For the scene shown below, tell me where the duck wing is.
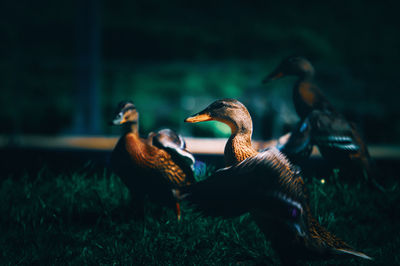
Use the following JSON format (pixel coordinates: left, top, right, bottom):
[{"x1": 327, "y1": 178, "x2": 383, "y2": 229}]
[
  {"x1": 249, "y1": 149, "x2": 372, "y2": 262},
  {"x1": 151, "y1": 128, "x2": 196, "y2": 182},
  {"x1": 177, "y1": 148, "x2": 306, "y2": 218},
  {"x1": 307, "y1": 110, "x2": 364, "y2": 158},
  {"x1": 152, "y1": 129, "x2": 195, "y2": 165},
  {"x1": 308, "y1": 109, "x2": 385, "y2": 190},
  {"x1": 178, "y1": 147, "x2": 372, "y2": 261}
]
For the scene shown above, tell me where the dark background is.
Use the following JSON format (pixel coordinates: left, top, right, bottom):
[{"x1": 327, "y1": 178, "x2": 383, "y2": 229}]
[
  {"x1": 0, "y1": 3, "x2": 399, "y2": 265},
  {"x1": 1, "y1": 0, "x2": 399, "y2": 143}
]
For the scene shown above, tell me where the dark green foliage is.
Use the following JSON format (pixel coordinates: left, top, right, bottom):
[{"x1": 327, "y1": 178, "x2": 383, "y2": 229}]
[{"x1": 0, "y1": 167, "x2": 398, "y2": 265}]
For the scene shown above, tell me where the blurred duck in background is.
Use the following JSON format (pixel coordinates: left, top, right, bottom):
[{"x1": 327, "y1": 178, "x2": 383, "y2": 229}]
[
  {"x1": 181, "y1": 99, "x2": 371, "y2": 265},
  {"x1": 110, "y1": 101, "x2": 196, "y2": 221},
  {"x1": 263, "y1": 56, "x2": 384, "y2": 191}
]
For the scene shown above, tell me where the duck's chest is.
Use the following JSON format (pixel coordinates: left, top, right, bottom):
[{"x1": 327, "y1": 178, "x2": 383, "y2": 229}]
[
  {"x1": 111, "y1": 135, "x2": 145, "y2": 170},
  {"x1": 224, "y1": 136, "x2": 257, "y2": 166}
]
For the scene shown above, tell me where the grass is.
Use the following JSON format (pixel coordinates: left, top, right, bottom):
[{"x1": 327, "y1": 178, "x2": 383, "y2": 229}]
[{"x1": 0, "y1": 164, "x2": 399, "y2": 265}]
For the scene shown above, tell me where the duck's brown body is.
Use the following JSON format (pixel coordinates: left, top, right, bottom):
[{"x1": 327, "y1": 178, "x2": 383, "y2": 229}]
[
  {"x1": 112, "y1": 132, "x2": 193, "y2": 189},
  {"x1": 225, "y1": 141, "x2": 366, "y2": 264},
  {"x1": 183, "y1": 98, "x2": 371, "y2": 264},
  {"x1": 265, "y1": 57, "x2": 381, "y2": 188},
  {"x1": 293, "y1": 78, "x2": 335, "y2": 120},
  {"x1": 110, "y1": 101, "x2": 195, "y2": 219}
]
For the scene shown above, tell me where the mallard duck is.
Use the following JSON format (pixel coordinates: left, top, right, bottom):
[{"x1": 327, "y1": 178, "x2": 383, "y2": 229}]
[
  {"x1": 262, "y1": 56, "x2": 335, "y2": 120},
  {"x1": 182, "y1": 99, "x2": 371, "y2": 264},
  {"x1": 185, "y1": 99, "x2": 258, "y2": 167},
  {"x1": 110, "y1": 101, "x2": 195, "y2": 220},
  {"x1": 263, "y1": 56, "x2": 383, "y2": 190}
]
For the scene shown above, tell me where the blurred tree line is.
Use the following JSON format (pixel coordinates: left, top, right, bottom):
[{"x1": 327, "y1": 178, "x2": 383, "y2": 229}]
[{"x1": 0, "y1": 0, "x2": 399, "y2": 143}]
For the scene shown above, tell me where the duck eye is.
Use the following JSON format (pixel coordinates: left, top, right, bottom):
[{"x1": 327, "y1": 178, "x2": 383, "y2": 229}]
[{"x1": 213, "y1": 102, "x2": 225, "y2": 109}]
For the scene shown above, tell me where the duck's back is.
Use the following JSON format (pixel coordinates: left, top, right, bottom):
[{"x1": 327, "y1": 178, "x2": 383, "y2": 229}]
[
  {"x1": 151, "y1": 129, "x2": 195, "y2": 184},
  {"x1": 248, "y1": 150, "x2": 371, "y2": 263},
  {"x1": 308, "y1": 110, "x2": 364, "y2": 163}
]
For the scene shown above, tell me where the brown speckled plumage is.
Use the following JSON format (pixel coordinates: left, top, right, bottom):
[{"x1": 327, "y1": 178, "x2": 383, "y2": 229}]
[
  {"x1": 232, "y1": 147, "x2": 371, "y2": 264},
  {"x1": 112, "y1": 133, "x2": 193, "y2": 187},
  {"x1": 182, "y1": 98, "x2": 371, "y2": 264},
  {"x1": 110, "y1": 101, "x2": 195, "y2": 220},
  {"x1": 225, "y1": 134, "x2": 258, "y2": 166}
]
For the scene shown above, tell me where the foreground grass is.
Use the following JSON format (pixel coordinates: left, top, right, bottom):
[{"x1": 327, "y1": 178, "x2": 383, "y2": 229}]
[{"x1": 0, "y1": 165, "x2": 399, "y2": 265}]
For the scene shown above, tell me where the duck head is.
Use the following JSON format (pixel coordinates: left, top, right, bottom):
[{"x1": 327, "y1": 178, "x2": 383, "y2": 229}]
[
  {"x1": 184, "y1": 98, "x2": 252, "y2": 135},
  {"x1": 111, "y1": 101, "x2": 139, "y2": 131},
  {"x1": 262, "y1": 56, "x2": 315, "y2": 83}
]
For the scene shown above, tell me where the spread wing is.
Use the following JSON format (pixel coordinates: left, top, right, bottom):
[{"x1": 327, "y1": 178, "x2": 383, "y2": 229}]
[{"x1": 178, "y1": 148, "x2": 308, "y2": 218}]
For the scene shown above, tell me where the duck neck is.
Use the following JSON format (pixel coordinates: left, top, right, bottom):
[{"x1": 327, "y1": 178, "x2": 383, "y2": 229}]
[
  {"x1": 122, "y1": 122, "x2": 139, "y2": 136},
  {"x1": 224, "y1": 117, "x2": 258, "y2": 166},
  {"x1": 297, "y1": 70, "x2": 314, "y2": 82},
  {"x1": 293, "y1": 72, "x2": 316, "y2": 119}
]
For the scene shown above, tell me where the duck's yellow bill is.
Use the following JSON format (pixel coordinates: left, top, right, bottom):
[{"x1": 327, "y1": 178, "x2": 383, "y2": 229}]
[{"x1": 184, "y1": 113, "x2": 212, "y2": 123}]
